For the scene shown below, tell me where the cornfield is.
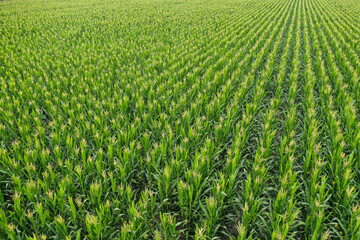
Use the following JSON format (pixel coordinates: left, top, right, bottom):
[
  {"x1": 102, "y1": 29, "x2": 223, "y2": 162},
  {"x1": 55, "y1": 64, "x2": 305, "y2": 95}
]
[{"x1": 0, "y1": 0, "x2": 360, "y2": 239}]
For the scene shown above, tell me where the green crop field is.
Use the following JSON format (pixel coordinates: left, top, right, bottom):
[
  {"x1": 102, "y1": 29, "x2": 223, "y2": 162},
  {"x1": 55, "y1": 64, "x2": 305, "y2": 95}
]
[{"x1": 1, "y1": 0, "x2": 360, "y2": 239}]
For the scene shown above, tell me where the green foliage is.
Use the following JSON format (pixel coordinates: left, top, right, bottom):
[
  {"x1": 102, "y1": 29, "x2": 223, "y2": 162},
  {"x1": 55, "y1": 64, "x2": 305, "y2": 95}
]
[{"x1": 0, "y1": 0, "x2": 359, "y2": 239}]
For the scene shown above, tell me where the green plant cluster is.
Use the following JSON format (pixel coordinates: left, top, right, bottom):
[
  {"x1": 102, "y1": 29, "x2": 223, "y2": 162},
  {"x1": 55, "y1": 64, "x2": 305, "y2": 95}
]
[{"x1": 0, "y1": 0, "x2": 359, "y2": 239}]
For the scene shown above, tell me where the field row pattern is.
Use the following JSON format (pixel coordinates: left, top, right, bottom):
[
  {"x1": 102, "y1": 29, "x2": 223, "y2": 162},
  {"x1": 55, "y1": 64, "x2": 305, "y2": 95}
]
[{"x1": 0, "y1": 0, "x2": 360, "y2": 239}]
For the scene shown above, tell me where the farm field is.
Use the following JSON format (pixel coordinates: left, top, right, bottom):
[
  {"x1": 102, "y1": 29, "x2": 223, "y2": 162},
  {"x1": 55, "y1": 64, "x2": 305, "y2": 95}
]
[{"x1": 1, "y1": 0, "x2": 360, "y2": 239}]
